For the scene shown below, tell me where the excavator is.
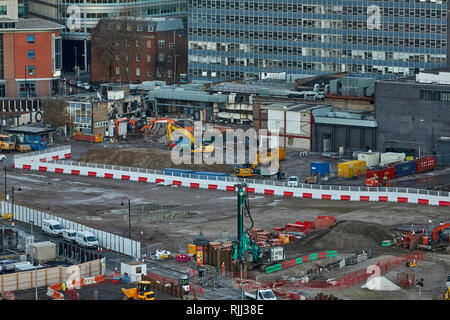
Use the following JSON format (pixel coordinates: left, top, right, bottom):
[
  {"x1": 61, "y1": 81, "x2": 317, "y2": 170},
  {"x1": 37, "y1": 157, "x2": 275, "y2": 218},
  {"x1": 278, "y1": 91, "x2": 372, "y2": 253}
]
[
  {"x1": 115, "y1": 118, "x2": 136, "y2": 137},
  {"x1": 167, "y1": 122, "x2": 214, "y2": 153},
  {"x1": 419, "y1": 222, "x2": 450, "y2": 250},
  {"x1": 232, "y1": 183, "x2": 284, "y2": 273},
  {"x1": 122, "y1": 281, "x2": 155, "y2": 300},
  {"x1": 139, "y1": 117, "x2": 176, "y2": 137},
  {"x1": 235, "y1": 148, "x2": 286, "y2": 178}
]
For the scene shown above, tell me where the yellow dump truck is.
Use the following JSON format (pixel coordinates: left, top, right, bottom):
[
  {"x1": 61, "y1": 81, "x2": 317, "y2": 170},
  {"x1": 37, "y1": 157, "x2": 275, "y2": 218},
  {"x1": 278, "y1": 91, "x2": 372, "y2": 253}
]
[{"x1": 0, "y1": 134, "x2": 15, "y2": 151}]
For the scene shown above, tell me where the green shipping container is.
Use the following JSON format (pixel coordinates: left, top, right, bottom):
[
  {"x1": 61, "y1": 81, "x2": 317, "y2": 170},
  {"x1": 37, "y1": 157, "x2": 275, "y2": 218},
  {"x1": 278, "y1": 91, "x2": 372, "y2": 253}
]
[
  {"x1": 296, "y1": 257, "x2": 303, "y2": 265},
  {"x1": 274, "y1": 264, "x2": 282, "y2": 271},
  {"x1": 265, "y1": 265, "x2": 276, "y2": 274},
  {"x1": 309, "y1": 253, "x2": 318, "y2": 261},
  {"x1": 326, "y1": 251, "x2": 338, "y2": 257}
]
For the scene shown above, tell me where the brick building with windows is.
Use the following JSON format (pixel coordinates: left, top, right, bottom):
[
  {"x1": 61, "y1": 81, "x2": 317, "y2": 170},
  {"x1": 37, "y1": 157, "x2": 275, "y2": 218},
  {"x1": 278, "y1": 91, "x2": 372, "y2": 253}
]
[
  {"x1": 0, "y1": 1, "x2": 63, "y2": 98},
  {"x1": 90, "y1": 17, "x2": 187, "y2": 85}
]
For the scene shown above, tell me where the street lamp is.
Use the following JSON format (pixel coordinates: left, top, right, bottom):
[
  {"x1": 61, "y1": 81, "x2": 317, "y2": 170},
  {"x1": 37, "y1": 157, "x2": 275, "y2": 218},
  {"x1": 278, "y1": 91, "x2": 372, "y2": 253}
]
[
  {"x1": 121, "y1": 198, "x2": 131, "y2": 239},
  {"x1": 11, "y1": 185, "x2": 21, "y2": 221},
  {"x1": 29, "y1": 220, "x2": 34, "y2": 244},
  {"x1": 4, "y1": 166, "x2": 6, "y2": 199},
  {"x1": 33, "y1": 259, "x2": 39, "y2": 300}
]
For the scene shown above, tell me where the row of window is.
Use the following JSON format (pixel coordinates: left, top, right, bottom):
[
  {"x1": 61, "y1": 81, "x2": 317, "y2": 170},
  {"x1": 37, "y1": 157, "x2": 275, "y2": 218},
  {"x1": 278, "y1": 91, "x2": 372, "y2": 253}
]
[
  {"x1": 115, "y1": 53, "x2": 173, "y2": 63},
  {"x1": 114, "y1": 39, "x2": 174, "y2": 49},
  {"x1": 345, "y1": 21, "x2": 446, "y2": 33},
  {"x1": 190, "y1": 0, "x2": 446, "y2": 12},
  {"x1": 419, "y1": 89, "x2": 450, "y2": 101},
  {"x1": 190, "y1": 28, "x2": 447, "y2": 48},
  {"x1": 192, "y1": 9, "x2": 446, "y2": 25},
  {"x1": 189, "y1": 54, "x2": 444, "y2": 68},
  {"x1": 114, "y1": 66, "x2": 173, "y2": 78}
]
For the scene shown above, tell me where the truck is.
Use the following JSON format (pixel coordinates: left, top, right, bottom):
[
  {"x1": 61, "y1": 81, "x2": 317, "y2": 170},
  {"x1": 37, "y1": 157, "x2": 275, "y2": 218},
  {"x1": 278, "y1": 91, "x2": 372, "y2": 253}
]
[
  {"x1": 0, "y1": 134, "x2": 15, "y2": 151},
  {"x1": 0, "y1": 259, "x2": 16, "y2": 274},
  {"x1": 244, "y1": 289, "x2": 277, "y2": 300}
]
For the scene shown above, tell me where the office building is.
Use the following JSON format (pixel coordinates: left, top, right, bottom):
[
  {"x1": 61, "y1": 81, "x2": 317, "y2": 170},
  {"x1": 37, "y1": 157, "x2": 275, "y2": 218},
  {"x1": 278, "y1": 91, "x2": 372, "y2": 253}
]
[
  {"x1": 0, "y1": 1, "x2": 63, "y2": 97},
  {"x1": 188, "y1": 0, "x2": 448, "y2": 82}
]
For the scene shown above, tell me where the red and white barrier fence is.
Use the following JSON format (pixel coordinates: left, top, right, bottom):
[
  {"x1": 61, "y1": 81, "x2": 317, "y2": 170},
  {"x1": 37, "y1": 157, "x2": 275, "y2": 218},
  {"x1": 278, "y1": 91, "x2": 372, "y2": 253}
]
[{"x1": 13, "y1": 147, "x2": 450, "y2": 207}]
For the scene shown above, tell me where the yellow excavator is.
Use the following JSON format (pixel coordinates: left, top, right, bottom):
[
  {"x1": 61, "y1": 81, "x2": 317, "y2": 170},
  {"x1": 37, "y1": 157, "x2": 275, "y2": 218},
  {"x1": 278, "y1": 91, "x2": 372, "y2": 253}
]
[
  {"x1": 122, "y1": 281, "x2": 155, "y2": 300},
  {"x1": 235, "y1": 148, "x2": 286, "y2": 177},
  {"x1": 167, "y1": 122, "x2": 214, "y2": 153}
]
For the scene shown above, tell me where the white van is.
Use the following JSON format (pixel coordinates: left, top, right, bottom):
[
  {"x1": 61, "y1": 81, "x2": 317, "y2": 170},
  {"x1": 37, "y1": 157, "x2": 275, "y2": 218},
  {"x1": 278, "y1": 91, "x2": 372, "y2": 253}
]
[
  {"x1": 75, "y1": 231, "x2": 99, "y2": 249},
  {"x1": 62, "y1": 229, "x2": 77, "y2": 243},
  {"x1": 42, "y1": 219, "x2": 64, "y2": 237}
]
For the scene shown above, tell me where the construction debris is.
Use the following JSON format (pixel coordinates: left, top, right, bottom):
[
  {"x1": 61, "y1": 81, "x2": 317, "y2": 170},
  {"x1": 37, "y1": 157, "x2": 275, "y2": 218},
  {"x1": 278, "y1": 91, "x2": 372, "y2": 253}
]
[{"x1": 361, "y1": 276, "x2": 401, "y2": 291}]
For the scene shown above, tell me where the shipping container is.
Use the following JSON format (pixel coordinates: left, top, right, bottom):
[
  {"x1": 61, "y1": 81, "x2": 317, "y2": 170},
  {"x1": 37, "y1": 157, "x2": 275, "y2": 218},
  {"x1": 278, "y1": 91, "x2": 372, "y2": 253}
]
[
  {"x1": 337, "y1": 160, "x2": 366, "y2": 178},
  {"x1": 310, "y1": 161, "x2": 331, "y2": 176},
  {"x1": 379, "y1": 152, "x2": 405, "y2": 166},
  {"x1": 415, "y1": 157, "x2": 436, "y2": 173},
  {"x1": 162, "y1": 168, "x2": 196, "y2": 176},
  {"x1": 357, "y1": 152, "x2": 380, "y2": 167},
  {"x1": 395, "y1": 161, "x2": 416, "y2": 177},
  {"x1": 29, "y1": 241, "x2": 56, "y2": 262},
  {"x1": 195, "y1": 171, "x2": 229, "y2": 177},
  {"x1": 366, "y1": 166, "x2": 396, "y2": 183}
]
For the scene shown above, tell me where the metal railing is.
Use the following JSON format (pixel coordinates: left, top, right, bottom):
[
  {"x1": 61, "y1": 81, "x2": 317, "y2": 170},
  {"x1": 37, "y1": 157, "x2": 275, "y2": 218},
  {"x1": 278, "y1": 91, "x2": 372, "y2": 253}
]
[
  {"x1": 14, "y1": 145, "x2": 71, "y2": 160},
  {"x1": 48, "y1": 159, "x2": 450, "y2": 199}
]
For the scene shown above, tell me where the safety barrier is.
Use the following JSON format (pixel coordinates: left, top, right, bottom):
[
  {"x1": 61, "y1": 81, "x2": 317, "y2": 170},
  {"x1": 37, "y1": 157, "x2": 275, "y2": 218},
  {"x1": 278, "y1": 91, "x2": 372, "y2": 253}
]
[
  {"x1": 2, "y1": 201, "x2": 141, "y2": 259},
  {"x1": 47, "y1": 274, "x2": 106, "y2": 300},
  {"x1": 13, "y1": 145, "x2": 71, "y2": 164},
  {"x1": 265, "y1": 251, "x2": 338, "y2": 274},
  {"x1": 13, "y1": 147, "x2": 450, "y2": 207}
]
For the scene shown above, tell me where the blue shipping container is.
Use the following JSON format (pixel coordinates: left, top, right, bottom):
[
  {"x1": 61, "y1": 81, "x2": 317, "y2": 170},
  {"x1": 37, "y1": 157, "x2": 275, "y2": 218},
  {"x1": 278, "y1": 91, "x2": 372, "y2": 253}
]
[
  {"x1": 311, "y1": 162, "x2": 331, "y2": 176},
  {"x1": 196, "y1": 171, "x2": 229, "y2": 177},
  {"x1": 162, "y1": 168, "x2": 196, "y2": 175},
  {"x1": 395, "y1": 161, "x2": 416, "y2": 177}
]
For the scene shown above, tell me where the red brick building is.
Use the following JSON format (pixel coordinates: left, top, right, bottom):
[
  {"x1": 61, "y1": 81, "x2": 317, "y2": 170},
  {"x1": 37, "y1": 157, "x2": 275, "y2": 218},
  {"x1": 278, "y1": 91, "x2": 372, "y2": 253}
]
[
  {"x1": 90, "y1": 17, "x2": 187, "y2": 85},
  {"x1": 0, "y1": 17, "x2": 64, "y2": 97}
]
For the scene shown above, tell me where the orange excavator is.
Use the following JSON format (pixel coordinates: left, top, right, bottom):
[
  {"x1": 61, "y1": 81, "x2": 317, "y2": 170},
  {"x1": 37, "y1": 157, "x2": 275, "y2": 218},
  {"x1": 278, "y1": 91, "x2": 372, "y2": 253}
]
[
  {"x1": 432, "y1": 223, "x2": 450, "y2": 245},
  {"x1": 140, "y1": 117, "x2": 176, "y2": 136},
  {"x1": 115, "y1": 118, "x2": 136, "y2": 137}
]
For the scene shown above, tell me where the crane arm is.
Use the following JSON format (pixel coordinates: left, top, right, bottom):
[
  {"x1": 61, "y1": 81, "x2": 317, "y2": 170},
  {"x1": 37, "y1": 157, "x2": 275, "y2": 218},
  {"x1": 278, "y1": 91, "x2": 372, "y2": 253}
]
[{"x1": 432, "y1": 223, "x2": 450, "y2": 242}]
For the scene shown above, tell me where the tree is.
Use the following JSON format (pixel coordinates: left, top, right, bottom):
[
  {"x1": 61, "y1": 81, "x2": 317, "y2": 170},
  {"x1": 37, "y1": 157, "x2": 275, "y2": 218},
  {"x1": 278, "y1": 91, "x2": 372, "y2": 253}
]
[{"x1": 41, "y1": 98, "x2": 72, "y2": 128}]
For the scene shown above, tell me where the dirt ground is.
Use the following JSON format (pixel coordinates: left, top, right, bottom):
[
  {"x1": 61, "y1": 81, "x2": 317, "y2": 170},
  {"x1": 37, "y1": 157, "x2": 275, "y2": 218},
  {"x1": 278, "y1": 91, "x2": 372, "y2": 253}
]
[{"x1": 6, "y1": 140, "x2": 450, "y2": 300}]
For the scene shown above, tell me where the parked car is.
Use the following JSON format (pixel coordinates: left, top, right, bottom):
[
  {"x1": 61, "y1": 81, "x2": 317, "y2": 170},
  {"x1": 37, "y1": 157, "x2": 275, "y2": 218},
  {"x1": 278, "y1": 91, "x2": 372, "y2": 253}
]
[
  {"x1": 0, "y1": 154, "x2": 6, "y2": 161},
  {"x1": 0, "y1": 259, "x2": 16, "y2": 274},
  {"x1": 82, "y1": 83, "x2": 91, "y2": 90},
  {"x1": 68, "y1": 79, "x2": 76, "y2": 86},
  {"x1": 75, "y1": 231, "x2": 99, "y2": 249},
  {"x1": 76, "y1": 80, "x2": 83, "y2": 88},
  {"x1": 287, "y1": 176, "x2": 299, "y2": 187}
]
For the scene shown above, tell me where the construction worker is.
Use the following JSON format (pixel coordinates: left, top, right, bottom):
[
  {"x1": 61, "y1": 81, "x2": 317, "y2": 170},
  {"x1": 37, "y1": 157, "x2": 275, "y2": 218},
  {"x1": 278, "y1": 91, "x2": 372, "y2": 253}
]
[
  {"x1": 221, "y1": 262, "x2": 225, "y2": 275},
  {"x1": 62, "y1": 280, "x2": 67, "y2": 292},
  {"x1": 383, "y1": 174, "x2": 388, "y2": 186}
]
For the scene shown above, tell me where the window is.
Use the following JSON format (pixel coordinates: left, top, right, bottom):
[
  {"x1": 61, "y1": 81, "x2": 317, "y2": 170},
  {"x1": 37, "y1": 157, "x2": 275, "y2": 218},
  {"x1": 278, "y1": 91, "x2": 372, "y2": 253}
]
[
  {"x1": 0, "y1": 84, "x2": 5, "y2": 97},
  {"x1": 136, "y1": 54, "x2": 140, "y2": 62},
  {"x1": 158, "y1": 40, "x2": 165, "y2": 48},
  {"x1": 19, "y1": 82, "x2": 36, "y2": 97},
  {"x1": 158, "y1": 52, "x2": 165, "y2": 62},
  {"x1": 27, "y1": 50, "x2": 35, "y2": 59},
  {"x1": 147, "y1": 69, "x2": 152, "y2": 77},
  {"x1": 115, "y1": 67, "x2": 120, "y2": 75},
  {"x1": 137, "y1": 25, "x2": 143, "y2": 32},
  {"x1": 168, "y1": 70, "x2": 172, "y2": 78},
  {"x1": 27, "y1": 34, "x2": 35, "y2": 43},
  {"x1": 135, "y1": 40, "x2": 140, "y2": 48},
  {"x1": 147, "y1": 55, "x2": 151, "y2": 62},
  {"x1": 27, "y1": 66, "x2": 35, "y2": 75},
  {"x1": 169, "y1": 43, "x2": 175, "y2": 49},
  {"x1": 147, "y1": 25, "x2": 154, "y2": 32},
  {"x1": 136, "y1": 68, "x2": 140, "y2": 77},
  {"x1": 146, "y1": 40, "x2": 151, "y2": 48},
  {"x1": 0, "y1": 6, "x2": 7, "y2": 15}
]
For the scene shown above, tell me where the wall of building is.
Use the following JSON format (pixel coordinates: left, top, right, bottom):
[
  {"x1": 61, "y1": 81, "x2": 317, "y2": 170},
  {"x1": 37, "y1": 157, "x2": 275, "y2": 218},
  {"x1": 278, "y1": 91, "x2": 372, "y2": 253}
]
[
  {"x1": 375, "y1": 81, "x2": 450, "y2": 156},
  {"x1": 313, "y1": 124, "x2": 376, "y2": 153}
]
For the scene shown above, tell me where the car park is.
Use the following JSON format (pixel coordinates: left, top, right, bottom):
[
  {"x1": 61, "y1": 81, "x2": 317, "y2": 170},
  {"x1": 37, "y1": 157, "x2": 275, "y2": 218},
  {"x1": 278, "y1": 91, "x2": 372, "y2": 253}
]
[{"x1": 287, "y1": 176, "x2": 299, "y2": 187}]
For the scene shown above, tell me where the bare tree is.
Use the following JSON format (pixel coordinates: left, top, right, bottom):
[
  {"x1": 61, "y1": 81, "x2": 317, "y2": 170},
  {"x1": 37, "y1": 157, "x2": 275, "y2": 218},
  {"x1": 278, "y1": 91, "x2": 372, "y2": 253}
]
[{"x1": 41, "y1": 98, "x2": 72, "y2": 128}]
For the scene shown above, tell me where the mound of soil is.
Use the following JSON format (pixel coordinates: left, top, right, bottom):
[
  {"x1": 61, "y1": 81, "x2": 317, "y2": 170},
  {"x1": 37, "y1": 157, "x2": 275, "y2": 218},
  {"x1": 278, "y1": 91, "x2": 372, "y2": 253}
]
[
  {"x1": 286, "y1": 220, "x2": 393, "y2": 255},
  {"x1": 80, "y1": 147, "x2": 234, "y2": 173}
]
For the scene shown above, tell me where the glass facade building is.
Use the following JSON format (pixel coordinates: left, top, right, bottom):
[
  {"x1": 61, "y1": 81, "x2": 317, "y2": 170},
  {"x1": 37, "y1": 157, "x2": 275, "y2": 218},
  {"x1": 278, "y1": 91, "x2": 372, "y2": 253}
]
[{"x1": 188, "y1": 0, "x2": 449, "y2": 81}]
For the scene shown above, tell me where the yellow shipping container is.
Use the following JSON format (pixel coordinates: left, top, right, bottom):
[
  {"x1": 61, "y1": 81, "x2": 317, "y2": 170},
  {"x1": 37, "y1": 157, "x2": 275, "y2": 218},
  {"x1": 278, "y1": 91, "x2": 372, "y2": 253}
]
[
  {"x1": 338, "y1": 160, "x2": 366, "y2": 178},
  {"x1": 187, "y1": 244, "x2": 197, "y2": 255}
]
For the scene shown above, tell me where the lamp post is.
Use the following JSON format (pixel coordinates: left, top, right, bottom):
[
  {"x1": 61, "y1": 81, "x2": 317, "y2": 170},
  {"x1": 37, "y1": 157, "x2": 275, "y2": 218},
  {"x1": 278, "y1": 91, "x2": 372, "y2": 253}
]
[
  {"x1": 29, "y1": 220, "x2": 34, "y2": 244},
  {"x1": 11, "y1": 185, "x2": 21, "y2": 221},
  {"x1": 33, "y1": 259, "x2": 39, "y2": 300},
  {"x1": 121, "y1": 198, "x2": 131, "y2": 239},
  {"x1": 4, "y1": 166, "x2": 6, "y2": 199}
]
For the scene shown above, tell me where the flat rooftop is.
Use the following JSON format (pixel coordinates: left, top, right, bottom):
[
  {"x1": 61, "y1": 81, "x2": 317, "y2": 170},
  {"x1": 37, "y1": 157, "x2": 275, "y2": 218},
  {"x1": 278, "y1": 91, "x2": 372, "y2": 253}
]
[{"x1": 3, "y1": 125, "x2": 56, "y2": 135}]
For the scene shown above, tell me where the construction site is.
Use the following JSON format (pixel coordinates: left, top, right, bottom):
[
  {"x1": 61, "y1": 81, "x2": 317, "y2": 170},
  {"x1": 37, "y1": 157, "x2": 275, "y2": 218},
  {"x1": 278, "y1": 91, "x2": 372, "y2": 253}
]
[{"x1": 0, "y1": 110, "x2": 448, "y2": 302}]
